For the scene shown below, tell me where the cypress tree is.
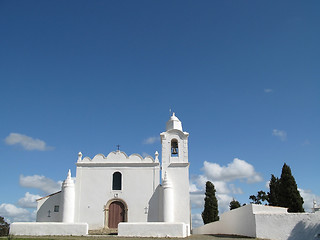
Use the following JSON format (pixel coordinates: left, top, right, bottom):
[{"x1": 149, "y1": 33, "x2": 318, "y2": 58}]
[
  {"x1": 229, "y1": 198, "x2": 241, "y2": 210},
  {"x1": 278, "y1": 163, "x2": 304, "y2": 212},
  {"x1": 268, "y1": 174, "x2": 280, "y2": 206},
  {"x1": 249, "y1": 190, "x2": 268, "y2": 204},
  {"x1": 202, "y1": 181, "x2": 219, "y2": 224}
]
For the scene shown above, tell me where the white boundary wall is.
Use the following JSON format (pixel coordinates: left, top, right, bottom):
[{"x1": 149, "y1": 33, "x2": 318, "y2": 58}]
[
  {"x1": 193, "y1": 204, "x2": 320, "y2": 240},
  {"x1": 193, "y1": 204, "x2": 259, "y2": 237},
  {"x1": 10, "y1": 222, "x2": 88, "y2": 236},
  {"x1": 118, "y1": 222, "x2": 189, "y2": 238},
  {"x1": 255, "y1": 211, "x2": 320, "y2": 240}
]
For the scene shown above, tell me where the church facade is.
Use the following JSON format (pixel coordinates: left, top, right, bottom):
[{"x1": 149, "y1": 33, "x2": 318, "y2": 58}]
[{"x1": 36, "y1": 113, "x2": 191, "y2": 233}]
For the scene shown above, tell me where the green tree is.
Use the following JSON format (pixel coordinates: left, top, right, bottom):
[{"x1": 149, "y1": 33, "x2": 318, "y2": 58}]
[
  {"x1": 278, "y1": 163, "x2": 304, "y2": 212},
  {"x1": 0, "y1": 216, "x2": 9, "y2": 236},
  {"x1": 249, "y1": 190, "x2": 268, "y2": 204},
  {"x1": 202, "y1": 181, "x2": 219, "y2": 224},
  {"x1": 229, "y1": 198, "x2": 241, "y2": 210},
  {"x1": 268, "y1": 174, "x2": 280, "y2": 206}
]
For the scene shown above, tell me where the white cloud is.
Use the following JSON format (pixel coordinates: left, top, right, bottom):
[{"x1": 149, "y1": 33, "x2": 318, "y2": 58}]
[
  {"x1": 264, "y1": 89, "x2": 273, "y2": 93},
  {"x1": 190, "y1": 180, "x2": 242, "y2": 216},
  {"x1": 191, "y1": 185, "x2": 233, "y2": 215},
  {"x1": 0, "y1": 203, "x2": 35, "y2": 223},
  {"x1": 190, "y1": 158, "x2": 262, "y2": 217},
  {"x1": 192, "y1": 213, "x2": 203, "y2": 228},
  {"x1": 5, "y1": 133, "x2": 53, "y2": 151},
  {"x1": 213, "y1": 181, "x2": 231, "y2": 194},
  {"x1": 190, "y1": 186, "x2": 234, "y2": 219},
  {"x1": 193, "y1": 175, "x2": 232, "y2": 194},
  {"x1": 17, "y1": 192, "x2": 41, "y2": 208},
  {"x1": 217, "y1": 193, "x2": 233, "y2": 213},
  {"x1": 190, "y1": 181, "x2": 206, "y2": 210},
  {"x1": 143, "y1": 136, "x2": 159, "y2": 144},
  {"x1": 202, "y1": 158, "x2": 263, "y2": 183},
  {"x1": 229, "y1": 184, "x2": 243, "y2": 195},
  {"x1": 189, "y1": 183, "x2": 201, "y2": 193},
  {"x1": 190, "y1": 192, "x2": 205, "y2": 208},
  {"x1": 190, "y1": 180, "x2": 205, "y2": 209},
  {"x1": 299, "y1": 189, "x2": 320, "y2": 212},
  {"x1": 19, "y1": 175, "x2": 62, "y2": 194},
  {"x1": 266, "y1": 180, "x2": 270, "y2": 189},
  {"x1": 194, "y1": 174, "x2": 209, "y2": 187},
  {"x1": 272, "y1": 129, "x2": 287, "y2": 141}
]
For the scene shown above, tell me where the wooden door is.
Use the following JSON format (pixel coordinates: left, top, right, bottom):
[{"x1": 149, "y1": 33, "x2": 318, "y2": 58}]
[{"x1": 108, "y1": 201, "x2": 125, "y2": 229}]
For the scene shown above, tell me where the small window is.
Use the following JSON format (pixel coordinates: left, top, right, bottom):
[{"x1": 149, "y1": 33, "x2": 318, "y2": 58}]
[
  {"x1": 171, "y1": 139, "x2": 179, "y2": 156},
  {"x1": 54, "y1": 205, "x2": 59, "y2": 212},
  {"x1": 113, "y1": 172, "x2": 122, "y2": 190}
]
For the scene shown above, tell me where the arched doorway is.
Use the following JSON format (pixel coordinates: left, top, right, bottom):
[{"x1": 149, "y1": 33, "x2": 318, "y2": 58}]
[{"x1": 104, "y1": 199, "x2": 127, "y2": 229}]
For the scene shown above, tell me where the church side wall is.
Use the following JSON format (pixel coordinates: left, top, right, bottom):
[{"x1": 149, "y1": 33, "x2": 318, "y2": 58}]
[
  {"x1": 74, "y1": 165, "x2": 160, "y2": 230},
  {"x1": 36, "y1": 192, "x2": 62, "y2": 222}
]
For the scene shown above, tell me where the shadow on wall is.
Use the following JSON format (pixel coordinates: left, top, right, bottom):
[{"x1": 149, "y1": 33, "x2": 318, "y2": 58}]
[
  {"x1": 147, "y1": 185, "x2": 162, "y2": 222},
  {"x1": 36, "y1": 192, "x2": 62, "y2": 222},
  {"x1": 288, "y1": 221, "x2": 320, "y2": 240}
]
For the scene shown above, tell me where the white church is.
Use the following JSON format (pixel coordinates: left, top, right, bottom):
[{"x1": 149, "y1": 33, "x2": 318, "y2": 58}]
[
  {"x1": 11, "y1": 113, "x2": 191, "y2": 237},
  {"x1": 10, "y1": 113, "x2": 320, "y2": 240}
]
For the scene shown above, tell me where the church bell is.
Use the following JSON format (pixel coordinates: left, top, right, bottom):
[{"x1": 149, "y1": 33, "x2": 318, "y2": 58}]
[{"x1": 172, "y1": 147, "x2": 178, "y2": 155}]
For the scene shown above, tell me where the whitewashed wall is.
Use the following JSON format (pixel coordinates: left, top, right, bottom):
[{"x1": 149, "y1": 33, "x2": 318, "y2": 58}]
[
  {"x1": 118, "y1": 222, "x2": 189, "y2": 238},
  {"x1": 166, "y1": 165, "x2": 190, "y2": 226},
  {"x1": 37, "y1": 191, "x2": 62, "y2": 222},
  {"x1": 255, "y1": 211, "x2": 320, "y2": 240},
  {"x1": 193, "y1": 204, "x2": 257, "y2": 237},
  {"x1": 10, "y1": 222, "x2": 88, "y2": 236},
  {"x1": 74, "y1": 151, "x2": 160, "y2": 230},
  {"x1": 193, "y1": 204, "x2": 320, "y2": 240}
]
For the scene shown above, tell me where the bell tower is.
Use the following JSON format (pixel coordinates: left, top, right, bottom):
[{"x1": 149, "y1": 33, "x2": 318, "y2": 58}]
[
  {"x1": 160, "y1": 113, "x2": 190, "y2": 231},
  {"x1": 160, "y1": 112, "x2": 189, "y2": 178}
]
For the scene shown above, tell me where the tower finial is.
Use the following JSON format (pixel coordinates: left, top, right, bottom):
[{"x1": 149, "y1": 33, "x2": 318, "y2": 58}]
[
  {"x1": 154, "y1": 151, "x2": 159, "y2": 163},
  {"x1": 78, "y1": 152, "x2": 82, "y2": 162}
]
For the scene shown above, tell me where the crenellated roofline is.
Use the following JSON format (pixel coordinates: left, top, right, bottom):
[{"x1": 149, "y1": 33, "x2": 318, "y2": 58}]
[{"x1": 78, "y1": 150, "x2": 156, "y2": 164}]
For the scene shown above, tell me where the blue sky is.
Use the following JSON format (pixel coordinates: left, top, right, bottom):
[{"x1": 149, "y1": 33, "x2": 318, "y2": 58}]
[{"x1": 0, "y1": 1, "x2": 319, "y2": 227}]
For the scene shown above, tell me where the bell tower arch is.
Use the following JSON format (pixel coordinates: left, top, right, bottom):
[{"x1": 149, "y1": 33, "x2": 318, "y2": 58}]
[{"x1": 160, "y1": 113, "x2": 189, "y2": 179}]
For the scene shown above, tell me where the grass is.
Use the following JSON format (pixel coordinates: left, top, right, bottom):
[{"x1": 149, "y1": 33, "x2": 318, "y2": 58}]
[{"x1": 0, "y1": 235, "x2": 267, "y2": 240}]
